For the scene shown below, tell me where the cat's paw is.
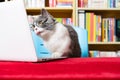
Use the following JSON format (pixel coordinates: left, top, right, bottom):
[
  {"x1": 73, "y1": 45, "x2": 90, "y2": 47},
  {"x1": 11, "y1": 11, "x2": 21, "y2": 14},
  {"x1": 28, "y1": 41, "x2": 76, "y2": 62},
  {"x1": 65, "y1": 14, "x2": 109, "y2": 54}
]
[{"x1": 51, "y1": 52, "x2": 62, "y2": 58}]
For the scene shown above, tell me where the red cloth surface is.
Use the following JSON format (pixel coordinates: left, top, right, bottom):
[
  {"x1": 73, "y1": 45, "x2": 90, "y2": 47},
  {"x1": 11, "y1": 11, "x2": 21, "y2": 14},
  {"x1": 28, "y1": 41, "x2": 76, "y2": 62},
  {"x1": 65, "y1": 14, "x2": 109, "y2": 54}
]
[{"x1": 0, "y1": 58, "x2": 120, "y2": 80}]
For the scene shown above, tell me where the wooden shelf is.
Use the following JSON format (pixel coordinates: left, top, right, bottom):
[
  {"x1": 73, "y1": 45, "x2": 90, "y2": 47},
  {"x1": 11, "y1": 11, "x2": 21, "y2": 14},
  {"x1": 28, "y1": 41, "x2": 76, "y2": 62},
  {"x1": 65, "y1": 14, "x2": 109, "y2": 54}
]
[
  {"x1": 77, "y1": 7, "x2": 120, "y2": 51},
  {"x1": 25, "y1": 0, "x2": 120, "y2": 51},
  {"x1": 89, "y1": 42, "x2": 120, "y2": 45},
  {"x1": 77, "y1": 8, "x2": 120, "y2": 18},
  {"x1": 26, "y1": 7, "x2": 73, "y2": 18},
  {"x1": 89, "y1": 42, "x2": 120, "y2": 51},
  {"x1": 78, "y1": 8, "x2": 120, "y2": 10}
]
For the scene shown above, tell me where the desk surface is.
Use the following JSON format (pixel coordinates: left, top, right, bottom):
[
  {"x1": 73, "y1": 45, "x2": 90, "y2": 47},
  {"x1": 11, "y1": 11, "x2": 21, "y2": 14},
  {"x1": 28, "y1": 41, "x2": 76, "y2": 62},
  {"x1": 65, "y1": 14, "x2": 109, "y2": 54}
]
[{"x1": 0, "y1": 58, "x2": 120, "y2": 80}]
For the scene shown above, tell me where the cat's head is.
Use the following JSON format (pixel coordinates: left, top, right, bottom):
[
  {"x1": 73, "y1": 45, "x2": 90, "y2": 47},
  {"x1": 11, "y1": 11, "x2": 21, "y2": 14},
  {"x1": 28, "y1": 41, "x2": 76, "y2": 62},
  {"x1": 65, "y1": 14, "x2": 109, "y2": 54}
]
[{"x1": 31, "y1": 9, "x2": 57, "y2": 39}]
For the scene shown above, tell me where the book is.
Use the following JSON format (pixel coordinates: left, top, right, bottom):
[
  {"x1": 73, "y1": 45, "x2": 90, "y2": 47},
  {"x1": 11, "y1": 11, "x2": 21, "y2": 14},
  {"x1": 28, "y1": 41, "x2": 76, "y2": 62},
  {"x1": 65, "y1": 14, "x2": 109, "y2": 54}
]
[
  {"x1": 98, "y1": 51, "x2": 117, "y2": 57},
  {"x1": 110, "y1": 0, "x2": 116, "y2": 8},
  {"x1": 88, "y1": 0, "x2": 107, "y2": 8},
  {"x1": 55, "y1": 18, "x2": 73, "y2": 25},
  {"x1": 49, "y1": 0, "x2": 56, "y2": 7},
  {"x1": 89, "y1": 51, "x2": 119, "y2": 57},
  {"x1": 116, "y1": 19, "x2": 120, "y2": 41},
  {"x1": 116, "y1": 0, "x2": 120, "y2": 8},
  {"x1": 97, "y1": 15, "x2": 102, "y2": 42},
  {"x1": 78, "y1": 10, "x2": 85, "y2": 29},
  {"x1": 85, "y1": 12, "x2": 96, "y2": 42},
  {"x1": 78, "y1": 0, "x2": 88, "y2": 8},
  {"x1": 85, "y1": 12, "x2": 90, "y2": 42},
  {"x1": 78, "y1": 0, "x2": 84, "y2": 7},
  {"x1": 90, "y1": 12, "x2": 94, "y2": 42},
  {"x1": 56, "y1": 0, "x2": 72, "y2": 7},
  {"x1": 23, "y1": 0, "x2": 45, "y2": 8},
  {"x1": 89, "y1": 51, "x2": 99, "y2": 57}
]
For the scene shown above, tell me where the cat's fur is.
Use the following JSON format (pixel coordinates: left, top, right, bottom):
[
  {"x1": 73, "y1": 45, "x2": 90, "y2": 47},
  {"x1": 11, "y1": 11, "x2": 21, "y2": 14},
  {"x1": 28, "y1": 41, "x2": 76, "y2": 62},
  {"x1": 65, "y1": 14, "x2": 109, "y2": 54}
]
[{"x1": 32, "y1": 9, "x2": 81, "y2": 58}]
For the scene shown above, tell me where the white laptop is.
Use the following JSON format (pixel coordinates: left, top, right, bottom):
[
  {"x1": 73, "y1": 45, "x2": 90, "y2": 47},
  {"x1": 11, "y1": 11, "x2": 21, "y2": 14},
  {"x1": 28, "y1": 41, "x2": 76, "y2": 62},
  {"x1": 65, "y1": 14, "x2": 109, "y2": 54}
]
[{"x1": 0, "y1": 0, "x2": 65, "y2": 62}]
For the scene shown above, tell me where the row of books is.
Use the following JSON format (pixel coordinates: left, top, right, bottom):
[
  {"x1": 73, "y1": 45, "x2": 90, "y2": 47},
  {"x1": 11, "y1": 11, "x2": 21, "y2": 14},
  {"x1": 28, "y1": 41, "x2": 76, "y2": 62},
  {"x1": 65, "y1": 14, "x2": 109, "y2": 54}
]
[
  {"x1": 23, "y1": 0, "x2": 72, "y2": 8},
  {"x1": 23, "y1": 0, "x2": 45, "y2": 8},
  {"x1": 49, "y1": 0, "x2": 72, "y2": 7},
  {"x1": 78, "y1": 0, "x2": 120, "y2": 8},
  {"x1": 27, "y1": 15, "x2": 73, "y2": 25},
  {"x1": 78, "y1": 11, "x2": 120, "y2": 42},
  {"x1": 55, "y1": 18, "x2": 73, "y2": 25},
  {"x1": 90, "y1": 51, "x2": 120, "y2": 57}
]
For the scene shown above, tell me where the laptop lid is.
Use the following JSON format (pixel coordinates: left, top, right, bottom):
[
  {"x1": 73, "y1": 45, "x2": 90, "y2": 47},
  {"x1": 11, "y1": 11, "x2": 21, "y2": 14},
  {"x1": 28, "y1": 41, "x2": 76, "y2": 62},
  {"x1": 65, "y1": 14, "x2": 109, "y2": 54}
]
[{"x1": 0, "y1": 0, "x2": 38, "y2": 62}]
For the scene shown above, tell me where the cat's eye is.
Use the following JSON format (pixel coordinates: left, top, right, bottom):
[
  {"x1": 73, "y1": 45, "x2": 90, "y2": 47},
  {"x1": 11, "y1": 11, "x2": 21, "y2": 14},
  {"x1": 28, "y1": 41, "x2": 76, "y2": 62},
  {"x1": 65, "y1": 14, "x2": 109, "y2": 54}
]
[
  {"x1": 33, "y1": 22, "x2": 41, "y2": 28},
  {"x1": 38, "y1": 21, "x2": 42, "y2": 24}
]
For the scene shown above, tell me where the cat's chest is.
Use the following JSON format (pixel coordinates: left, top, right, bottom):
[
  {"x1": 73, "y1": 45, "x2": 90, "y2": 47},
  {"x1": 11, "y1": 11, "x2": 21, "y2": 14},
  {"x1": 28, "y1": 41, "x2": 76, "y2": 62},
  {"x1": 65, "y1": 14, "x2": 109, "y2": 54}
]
[
  {"x1": 44, "y1": 24, "x2": 71, "y2": 51},
  {"x1": 45, "y1": 30, "x2": 70, "y2": 46}
]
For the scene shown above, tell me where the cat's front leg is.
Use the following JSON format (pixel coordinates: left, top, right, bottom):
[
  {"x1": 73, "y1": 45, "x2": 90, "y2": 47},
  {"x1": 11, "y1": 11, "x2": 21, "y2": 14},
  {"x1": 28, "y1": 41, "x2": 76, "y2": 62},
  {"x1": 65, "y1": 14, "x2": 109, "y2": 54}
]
[{"x1": 51, "y1": 52, "x2": 64, "y2": 58}]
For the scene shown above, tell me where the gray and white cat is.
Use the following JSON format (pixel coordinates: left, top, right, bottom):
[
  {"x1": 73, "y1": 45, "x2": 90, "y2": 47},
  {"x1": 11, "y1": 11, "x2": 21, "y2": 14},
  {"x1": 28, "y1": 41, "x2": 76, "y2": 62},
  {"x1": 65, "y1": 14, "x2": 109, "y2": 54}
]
[{"x1": 31, "y1": 9, "x2": 81, "y2": 58}]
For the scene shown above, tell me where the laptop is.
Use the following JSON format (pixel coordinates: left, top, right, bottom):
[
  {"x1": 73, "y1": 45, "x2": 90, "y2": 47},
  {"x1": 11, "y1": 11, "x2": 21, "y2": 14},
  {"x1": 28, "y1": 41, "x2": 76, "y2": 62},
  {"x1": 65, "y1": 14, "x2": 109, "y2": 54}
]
[
  {"x1": 0, "y1": 0, "x2": 67, "y2": 62},
  {"x1": 0, "y1": 0, "x2": 88, "y2": 62}
]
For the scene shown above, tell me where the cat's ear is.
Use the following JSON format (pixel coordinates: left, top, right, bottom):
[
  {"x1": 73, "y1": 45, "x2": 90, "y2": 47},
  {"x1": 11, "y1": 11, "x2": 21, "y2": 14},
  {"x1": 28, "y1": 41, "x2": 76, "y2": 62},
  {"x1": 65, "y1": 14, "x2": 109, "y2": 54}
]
[{"x1": 41, "y1": 8, "x2": 50, "y2": 17}]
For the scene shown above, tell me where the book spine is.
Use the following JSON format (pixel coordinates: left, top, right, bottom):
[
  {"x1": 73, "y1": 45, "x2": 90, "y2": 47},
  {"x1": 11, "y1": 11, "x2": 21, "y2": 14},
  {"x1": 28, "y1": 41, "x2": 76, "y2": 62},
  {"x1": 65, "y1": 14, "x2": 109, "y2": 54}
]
[
  {"x1": 78, "y1": 0, "x2": 84, "y2": 7},
  {"x1": 78, "y1": 10, "x2": 85, "y2": 29},
  {"x1": 90, "y1": 13, "x2": 94, "y2": 42},
  {"x1": 97, "y1": 15, "x2": 102, "y2": 42},
  {"x1": 85, "y1": 12, "x2": 90, "y2": 42},
  {"x1": 56, "y1": 0, "x2": 72, "y2": 7},
  {"x1": 24, "y1": 0, "x2": 45, "y2": 8},
  {"x1": 49, "y1": 0, "x2": 56, "y2": 7},
  {"x1": 116, "y1": 0, "x2": 120, "y2": 8},
  {"x1": 116, "y1": 19, "x2": 120, "y2": 41},
  {"x1": 87, "y1": 0, "x2": 108, "y2": 8},
  {"x1": 93, "y1": 14, "x2": 96, "y2": 42},
  {"x1": 113, "y1": 18, "x2": 116, "y2": 41},
  {"x1": 84, "y1": 0, "x2": 88, "y2": 8}
]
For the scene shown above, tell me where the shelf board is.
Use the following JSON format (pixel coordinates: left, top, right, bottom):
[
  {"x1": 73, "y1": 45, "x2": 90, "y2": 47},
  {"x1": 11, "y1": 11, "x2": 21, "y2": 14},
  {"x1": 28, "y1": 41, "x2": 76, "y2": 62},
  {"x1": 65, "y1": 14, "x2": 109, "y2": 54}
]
[
  {"x1": 89, "y1": 42, "x2": 120, "y2": 45},
  {"x1": 26, "y1": 7, "x2": 73, "y2": 18},
  {"x1": 78, "y1": 8, "x2": 120, "y2": 11},
  {"x1": 89, "y1": 42, "x2": 120, "y2": 51},
  {"x1": 77, "y1": 8, "x2": 120, "y2": 18}
]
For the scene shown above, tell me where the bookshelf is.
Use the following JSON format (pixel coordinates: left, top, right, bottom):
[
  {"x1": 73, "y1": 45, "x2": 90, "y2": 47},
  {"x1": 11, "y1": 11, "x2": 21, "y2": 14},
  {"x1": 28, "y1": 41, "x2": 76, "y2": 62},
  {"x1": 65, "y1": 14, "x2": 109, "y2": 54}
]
[
  {"x1": 76, "y1": 0, "x2": 120, "y2": 52},
  {"x1": 25, "y1": 0, "x2": 76, "y2": 26},
  {"x1": 4, "y1": 0, "x2": 120, "y2": 52},
  {"x1": 89, "y1": 42, "x2": 120, "y2": 51}
]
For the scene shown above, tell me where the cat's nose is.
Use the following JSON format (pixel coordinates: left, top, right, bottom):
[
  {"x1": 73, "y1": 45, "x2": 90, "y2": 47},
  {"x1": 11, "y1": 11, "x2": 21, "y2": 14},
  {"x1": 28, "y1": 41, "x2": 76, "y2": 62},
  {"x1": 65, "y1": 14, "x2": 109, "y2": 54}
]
[{"x1": 34, "y1": 27, "x2": 37, "y2": 30}]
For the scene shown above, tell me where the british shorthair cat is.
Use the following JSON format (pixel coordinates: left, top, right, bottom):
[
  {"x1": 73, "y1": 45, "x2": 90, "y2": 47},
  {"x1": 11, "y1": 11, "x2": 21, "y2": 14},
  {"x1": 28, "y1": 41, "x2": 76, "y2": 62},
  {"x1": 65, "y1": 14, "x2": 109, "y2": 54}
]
[{"x1": 31, "y1": 9, "x2": 81, "y2": 58}]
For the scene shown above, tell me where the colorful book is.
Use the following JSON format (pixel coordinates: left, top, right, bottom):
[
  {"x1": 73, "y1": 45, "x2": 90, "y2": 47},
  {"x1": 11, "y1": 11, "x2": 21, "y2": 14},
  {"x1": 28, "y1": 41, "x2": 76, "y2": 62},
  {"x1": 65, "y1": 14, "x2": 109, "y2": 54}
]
[
  {"x1": 90, "y1": 12, "x2": 94, "y2": 42},
  {"x1": 85, "y1": 12, "x2": 90, "y2": 42},
  {"x1": 116, "y1": 0, "x2": 120, "y2": 8},
  {"x1": 56, "y1": 0, "x2": 72, "y2": 7},
  {"x1": 49, "y1": 0, "x2": 56, "y2": 7},
  {"x1": 78, "y1": 10, "x2": 85, "y2": 29},
  {"x1": 116, "y1": 19, "x2": 120, "y2": 41},
  {"x1": 97, "y1": 15, "x2": 102, "y2": 42},
  {"x1": 88, "y1": 0, "x2": 107, "y2": 8}
]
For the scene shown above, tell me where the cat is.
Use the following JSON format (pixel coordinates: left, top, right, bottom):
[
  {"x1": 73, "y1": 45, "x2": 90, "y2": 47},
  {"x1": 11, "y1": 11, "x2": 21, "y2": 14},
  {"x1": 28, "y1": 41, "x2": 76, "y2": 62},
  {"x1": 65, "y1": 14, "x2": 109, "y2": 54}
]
[{"x1": 31, "y1": 9, "x2": 81, "y2": 58}]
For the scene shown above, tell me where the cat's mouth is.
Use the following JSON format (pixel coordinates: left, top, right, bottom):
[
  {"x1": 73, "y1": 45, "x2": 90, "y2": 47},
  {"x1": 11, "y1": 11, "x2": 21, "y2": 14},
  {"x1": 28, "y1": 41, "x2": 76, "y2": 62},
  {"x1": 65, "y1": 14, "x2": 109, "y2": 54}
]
[{"x1": 36, "y1": 31, "x2": 44, "y2": 35}]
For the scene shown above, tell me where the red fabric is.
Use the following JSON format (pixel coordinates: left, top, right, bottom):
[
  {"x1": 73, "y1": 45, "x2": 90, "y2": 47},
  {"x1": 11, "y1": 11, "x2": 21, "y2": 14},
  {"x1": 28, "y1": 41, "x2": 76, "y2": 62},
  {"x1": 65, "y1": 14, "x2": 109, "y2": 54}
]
[{"x1": 0, "y1": 58, "x2": 120, "y2": 80}]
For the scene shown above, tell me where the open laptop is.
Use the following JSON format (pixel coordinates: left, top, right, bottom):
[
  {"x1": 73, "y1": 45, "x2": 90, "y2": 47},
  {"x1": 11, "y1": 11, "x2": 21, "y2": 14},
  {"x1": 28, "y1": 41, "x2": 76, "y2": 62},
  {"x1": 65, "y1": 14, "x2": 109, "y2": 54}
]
[
  {"x1": 0, "y1": 0, "x2": 66, "y2": 62},
  {"x1": 0, "y1": 0, "x2": 88, "y2": 62}
]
